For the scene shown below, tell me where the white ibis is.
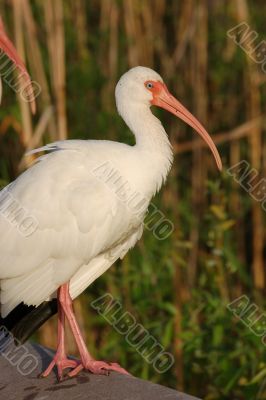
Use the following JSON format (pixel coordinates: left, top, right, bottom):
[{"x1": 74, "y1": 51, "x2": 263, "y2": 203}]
[{"x1": 0, "y1": 65, "x2": 222, "y2": 380}]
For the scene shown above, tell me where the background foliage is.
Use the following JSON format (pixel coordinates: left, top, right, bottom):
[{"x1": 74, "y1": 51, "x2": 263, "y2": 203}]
[{"x1": 0, "y1": 1, "x2": 265, "y2": 399}]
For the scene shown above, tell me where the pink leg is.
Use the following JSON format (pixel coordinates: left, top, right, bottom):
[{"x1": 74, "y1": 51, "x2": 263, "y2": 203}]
[
  {"x1": 41, "y1": 288, "x2": 80, "y2": 380},
  {"x1": 59, "y1": 282, "x2": 129, "y2": 377}
]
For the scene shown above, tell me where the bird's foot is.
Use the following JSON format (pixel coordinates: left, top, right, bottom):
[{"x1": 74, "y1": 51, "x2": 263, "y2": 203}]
[
  {"x1": 41, "y1": 354, "x2": 80, "y2": 381},
  {"x1": 68, "y1": 359, "x2": 130, "y2": 377}
]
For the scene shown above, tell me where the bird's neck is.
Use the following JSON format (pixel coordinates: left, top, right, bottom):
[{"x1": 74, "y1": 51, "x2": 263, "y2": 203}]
[{"x1": 122, "y1": 104, "x2": 174, "y2": 196}]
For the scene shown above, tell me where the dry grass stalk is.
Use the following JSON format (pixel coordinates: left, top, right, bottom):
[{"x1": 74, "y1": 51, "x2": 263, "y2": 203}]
[
  {"x1": 43, "y1": 0, "x2": 67, "y2": 141},
  {"x1": 173, "y1": 116, "x2": 264, "y2": 154},
  {"x1": 73, "y1": 0, "x2": 89, "y2": 61},
  {"x1": 109, "y1": 1, "x2": 119, "y2": 82},
  {"x1": 22, "y1": 0, "x2": 57, "y2": 141},
  {"x1": 174, "y1": 0, "x2": 194, "y2": 66},
  {"x1": 188, "y1": 1, "x2": 208, "y2": 288},
  {"x1": 123, "y1": 0, "x2": 140, "y2": 66},
  {"x1": 140, "y1": 1, "x2": 154, "y2": 66},
  {"x1": 235, "y1": 0, "x2": 264, "y2": 290},
  {"x1": 12, "y1": 0, "x2": 33, "y2": 168},
  {"x1": 99, "y1": 0, "x2": 118, "y2": 113},
  {"x1": 99, "y1": 0, "x2": 111, "y2": 78}
]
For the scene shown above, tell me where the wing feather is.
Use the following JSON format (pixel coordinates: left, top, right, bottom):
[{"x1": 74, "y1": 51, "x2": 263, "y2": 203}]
[{"x1": 0, "y1": 140, "x2": 144, "y2": 316}]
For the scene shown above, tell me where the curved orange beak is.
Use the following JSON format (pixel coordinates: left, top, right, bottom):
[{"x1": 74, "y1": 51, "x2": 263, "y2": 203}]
[
  {"x1": 150, "y1": 81, "x2": 222, "y2": 171},
  {"x1": 0, "y1": 17, "x2": 36, "y2": 113}
]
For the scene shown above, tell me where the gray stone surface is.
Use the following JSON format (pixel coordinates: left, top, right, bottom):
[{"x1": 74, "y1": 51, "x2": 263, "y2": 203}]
[{"x1": 0, "y1": 339, "x2": 201, "y2": 400}]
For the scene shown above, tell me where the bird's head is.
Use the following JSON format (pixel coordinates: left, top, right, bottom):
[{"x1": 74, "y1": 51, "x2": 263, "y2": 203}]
[{"x1": 116, "y1": 66, "x2": 222, "y2": 171}]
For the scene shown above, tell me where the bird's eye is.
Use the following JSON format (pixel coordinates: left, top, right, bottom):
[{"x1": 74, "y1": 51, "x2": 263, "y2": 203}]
[{"x1": 146, "y1": 82, "x2": 154, "y2": 90}]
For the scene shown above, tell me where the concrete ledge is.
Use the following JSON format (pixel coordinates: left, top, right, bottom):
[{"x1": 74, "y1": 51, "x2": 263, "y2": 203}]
[{"x1": 0, "y1": 340, "x2": 201, "y2": 400}]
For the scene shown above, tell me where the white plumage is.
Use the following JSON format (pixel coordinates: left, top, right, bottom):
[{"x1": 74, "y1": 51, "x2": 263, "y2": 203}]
[
  {"x1": 0, "y1": 66, "x2": 221, "y2": 323},
  {"x1": 0, "y1": 67, "x2": 173, "y2": 317},
  {"x1": 0, "y1": 64, "x2": 223, "y2": 379}
]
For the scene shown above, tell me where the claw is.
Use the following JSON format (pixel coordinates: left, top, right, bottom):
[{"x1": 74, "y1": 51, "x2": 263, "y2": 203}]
[
  {"x1": 41, "y1": 356, "x2": 80, "y2": 381},
  {"x1": 68, "y1": 360, "x2": 131, "y2": 378}
]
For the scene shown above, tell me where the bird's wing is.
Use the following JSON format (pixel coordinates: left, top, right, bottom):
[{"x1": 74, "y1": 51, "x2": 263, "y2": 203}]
[
  {"x1": 69, "y1": 225, "x2": 143, "y2": 300},
  {"x1": 0, "y1": 141, "x2": 142, "y2": 316}
]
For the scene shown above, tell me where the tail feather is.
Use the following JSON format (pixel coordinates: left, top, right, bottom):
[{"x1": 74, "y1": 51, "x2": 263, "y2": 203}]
[{"x1": 0, "y1": 300, "x2": 57, "y2": 344}]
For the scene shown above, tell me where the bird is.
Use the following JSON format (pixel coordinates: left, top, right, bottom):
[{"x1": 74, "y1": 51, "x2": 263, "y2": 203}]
[
  {"x1": 0, "y1": 16, "x2": 36, "y2": 113},
  {"x1": 0, "y1": 65, "x2": 222, "y2": 380}
]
